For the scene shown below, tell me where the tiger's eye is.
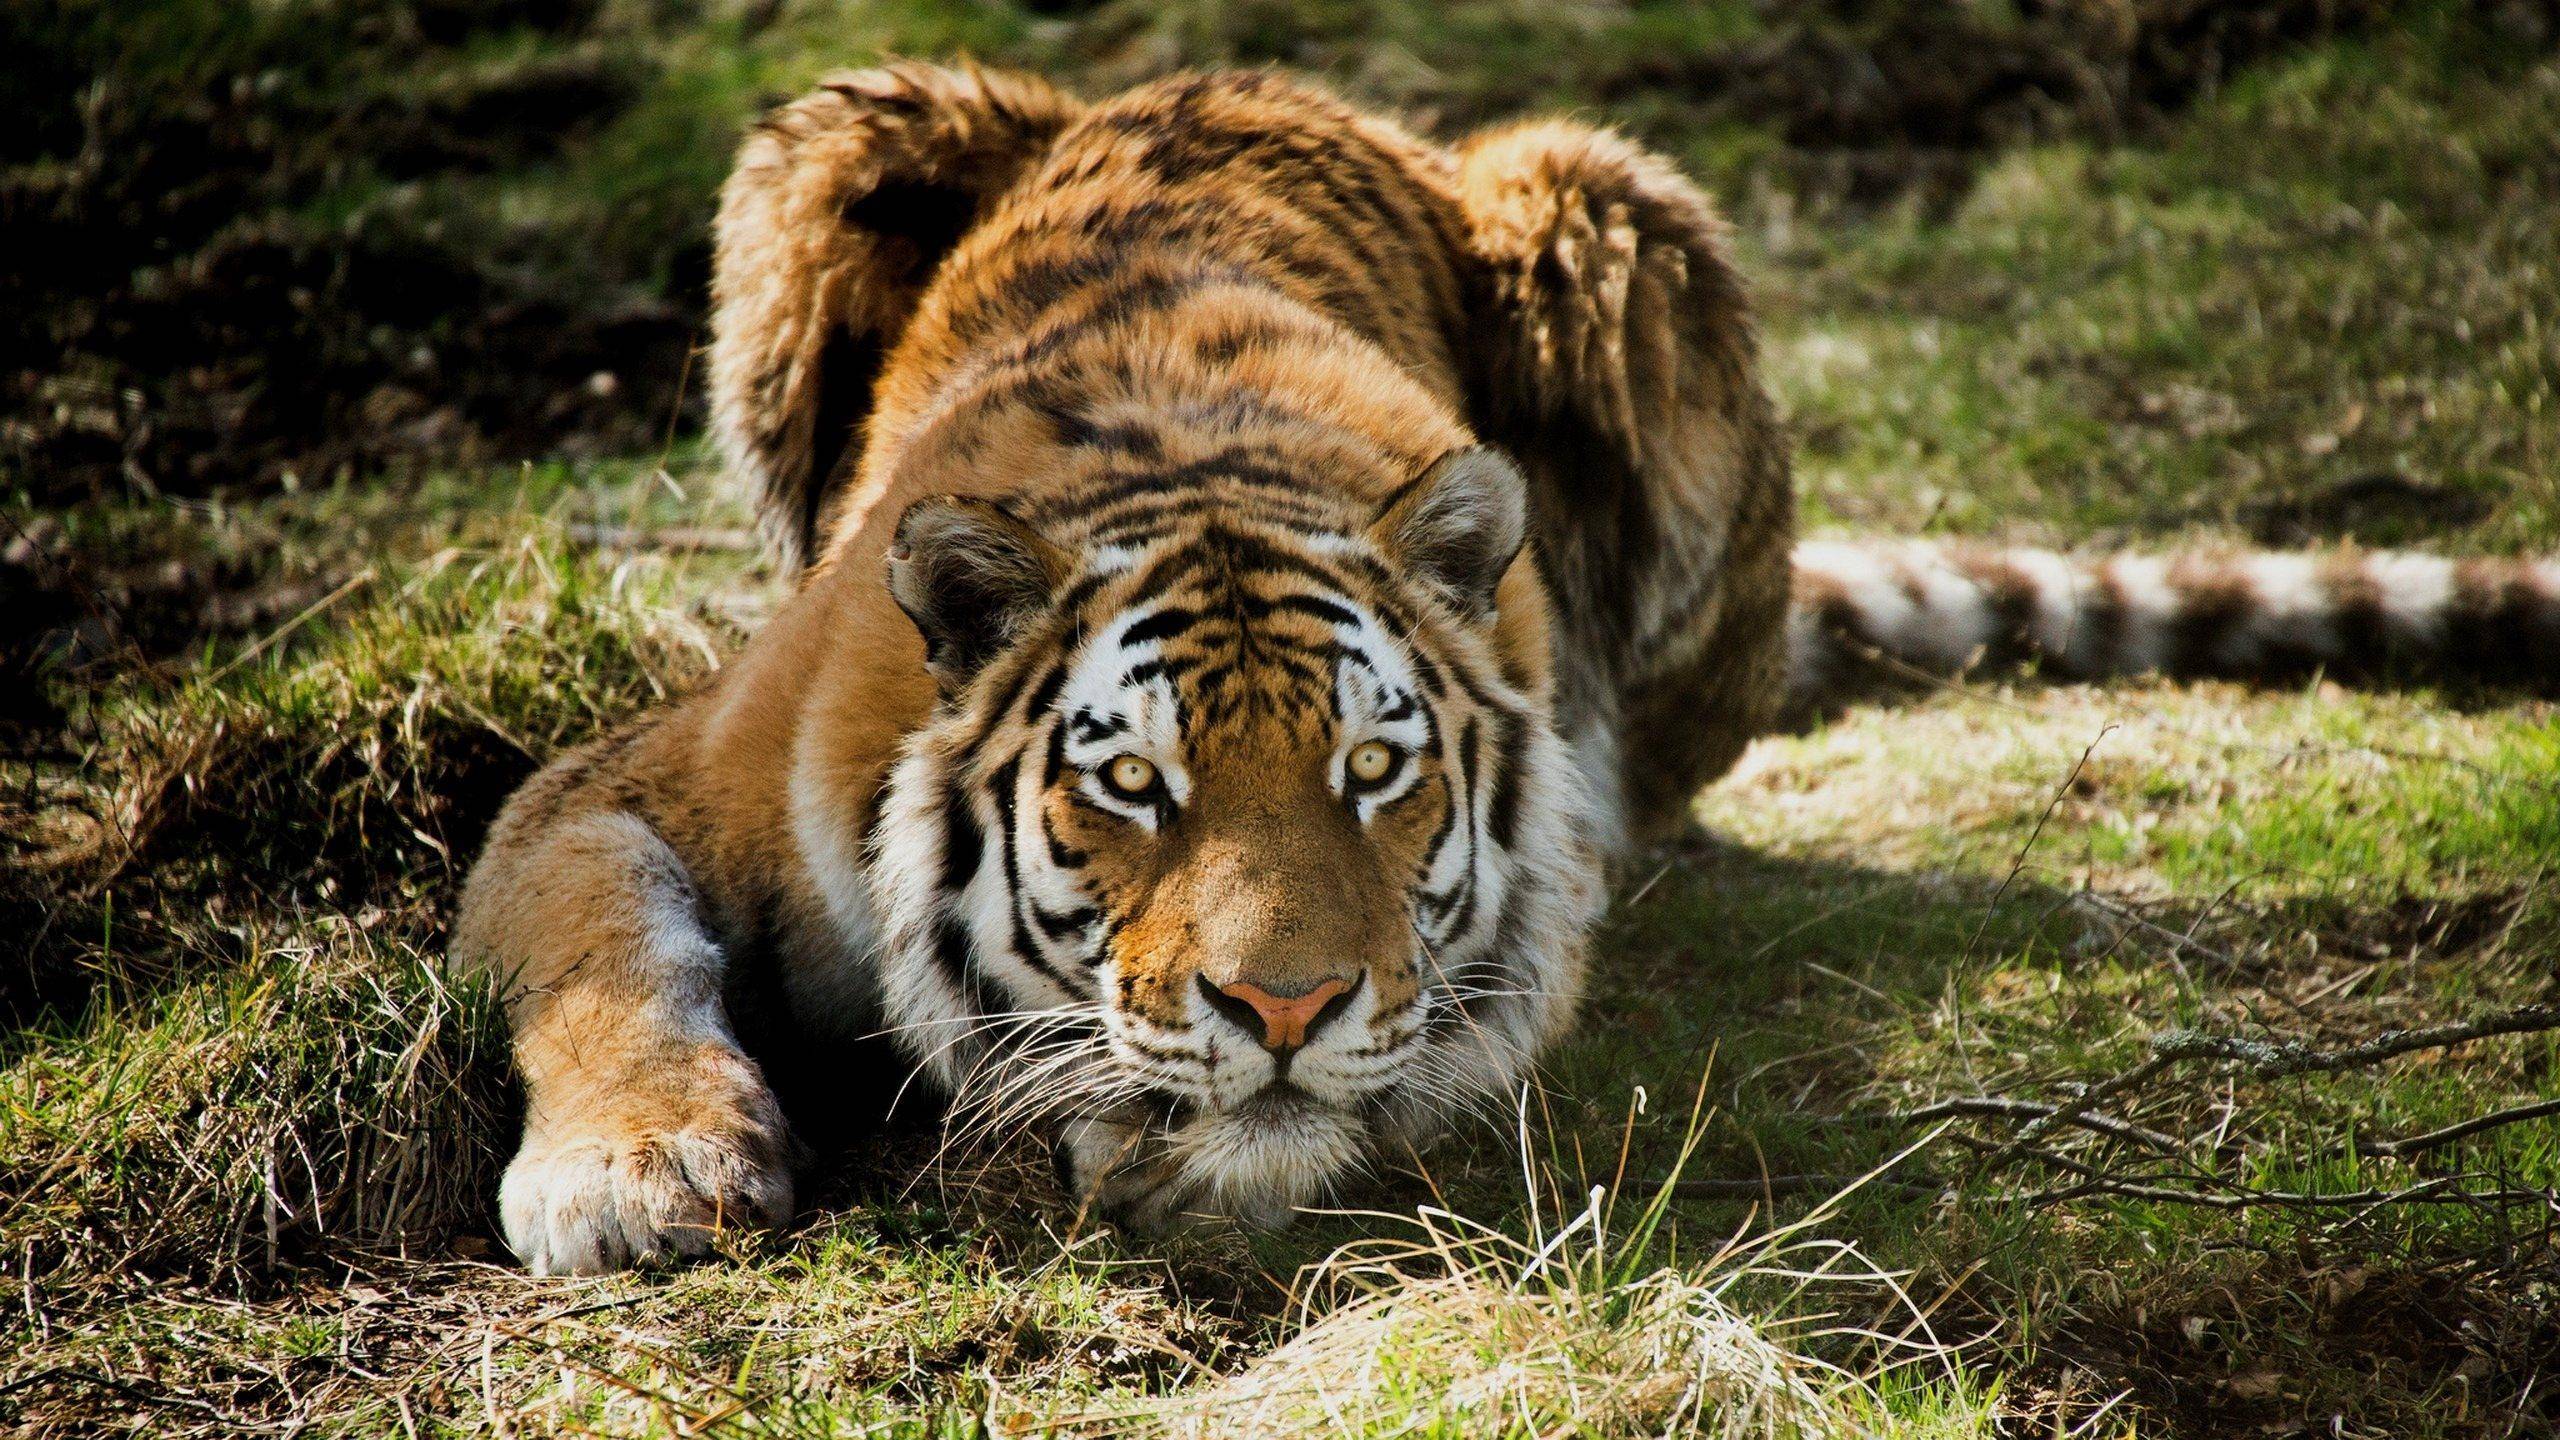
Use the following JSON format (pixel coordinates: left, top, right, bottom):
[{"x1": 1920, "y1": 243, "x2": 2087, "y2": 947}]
[
  {"x1": 1104, "y1": 754, "x2": 1158, "y2": 796},
  {"x1": 1347, "y1": 740, "x2": 1397, "y2": 784}
]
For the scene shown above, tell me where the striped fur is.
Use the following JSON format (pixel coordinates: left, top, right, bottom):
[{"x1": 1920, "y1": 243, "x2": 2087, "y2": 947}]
[
  {"x1": 1789, "y1": 542, "x2": 2560, "y2": 716},
  {"x1": 456, "y1": 66, "x2": 1779, "y2": 1271}
]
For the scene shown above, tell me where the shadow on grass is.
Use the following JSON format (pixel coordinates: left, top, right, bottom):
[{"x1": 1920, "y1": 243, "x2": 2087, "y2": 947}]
[{"x1": 1361, "y1": 826, "x2": 2560, "y2": 1438}]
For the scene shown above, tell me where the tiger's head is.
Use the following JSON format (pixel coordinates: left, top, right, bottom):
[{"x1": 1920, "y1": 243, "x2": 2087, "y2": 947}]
[{"x1": 864, "y1": 441, "x2": 1607, "y2": 1230}]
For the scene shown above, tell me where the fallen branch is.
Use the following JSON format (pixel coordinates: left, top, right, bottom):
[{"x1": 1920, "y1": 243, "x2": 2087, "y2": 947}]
[
  {"x1": 2147, "y1": 1003, "x2": 2560, "y2": 1080},
  {"x1": 1971, "y1": 1053, "x2": 2177, "y2": 1178},
  {"x1": 2359, "y1": 1096, "x2": 2560, "y2": 1160}
]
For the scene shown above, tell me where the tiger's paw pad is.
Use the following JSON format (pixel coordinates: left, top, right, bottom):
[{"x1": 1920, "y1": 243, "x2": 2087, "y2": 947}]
[{"x1": 499, "y1": 1118, "x2": 794, "y2": 1277}]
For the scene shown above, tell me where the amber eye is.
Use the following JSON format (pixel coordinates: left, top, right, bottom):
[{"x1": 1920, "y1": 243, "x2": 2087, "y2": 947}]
[
  {"x1": 1347, "y1": 740, "x2": 1399, "y2": 786},
  {"x1": 1102, "y1": 754, "x2": 1159, "y2": 797}
]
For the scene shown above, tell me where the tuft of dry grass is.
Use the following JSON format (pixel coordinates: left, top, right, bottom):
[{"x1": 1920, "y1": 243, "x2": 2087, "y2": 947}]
[
  {"x1": 1169, "y1": 1229, "x2": 1875, "y2": 1438},
  {"x1": 1084, "y1": 1105, "x2": 2009, "y2": 1440}
]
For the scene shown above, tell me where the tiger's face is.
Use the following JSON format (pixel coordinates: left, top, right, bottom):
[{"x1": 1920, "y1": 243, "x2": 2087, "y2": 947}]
[{"x1": 865, "y1": 446, "x2": 1605, "y2": 1229}]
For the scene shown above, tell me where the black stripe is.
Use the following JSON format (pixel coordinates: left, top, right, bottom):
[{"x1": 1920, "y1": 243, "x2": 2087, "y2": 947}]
[
  {"x1": 1052, "y1": 569, "x2": 1114, "y2": 618},
  {"x1": 1020, "y1": 660, "x2": 1067, "y2": 723},
  {"x1": 1117, "y1": 1032, "x2": 1198, "y2": 1068},
  {"x1": 1045, "y1": 447, "x2": 1323, "y2": 519},
  {"x1": 1119, "y1": 607, "x2": 1201, "y2": 649},
  {"x1": 1031, "y1": 900, "x2": 1099, "y2": 941},
  {"x1": 1423, "y1": 634, "x2": 1504, "y2": 712},
  {"x1": 1403, "y1": 643, "x2": 1448, "y2": 698},
  {"x1": 990, "y1": 756, "x2": 1081, "y2": 995},
  {"x1": 1434, "y1": 722, "x2": 1484, "y2": 941},
  {"x1": 1417, "y1": 770, "x2": 1461, "y2": 871},
  {"x1": 1068, "y1": 707, "x2": 1128, "y2": 744},
  {"x1": 1085, "y1": 496, "x2": 1344, "y2": 548},
  {"x1": 953, "y1": 643, "x2": 1057, "y2": 768},
  {"x1": 933, "y1": 916, "x2": 995, "y2": 1017},
  {"x1": 1043, "y1": 722, "x2": 1075, "y2": 788},
  {"x1": 1487, "y1": 714, "x2": 1530, "y2": 851},
  {"x1": 1424, "y1": 894, "x2": 1532, "y2": 1041},
  {"x1": 940, "y1": 783, "x2": 984, "y2": 892},
  {"x1": 1238, "y1": 591, "x2": 1361, "y2": 628}
]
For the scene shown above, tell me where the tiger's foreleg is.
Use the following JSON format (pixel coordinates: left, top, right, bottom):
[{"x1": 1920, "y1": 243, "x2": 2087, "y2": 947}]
[{"x1": 450, "y1": 741, "x2": 794, "y2": 1275}]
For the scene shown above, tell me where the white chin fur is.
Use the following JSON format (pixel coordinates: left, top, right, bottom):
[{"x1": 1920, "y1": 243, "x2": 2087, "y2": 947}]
[{"x1": 1174, "y1": 1096, "x2": 1369, "y2": 1228}]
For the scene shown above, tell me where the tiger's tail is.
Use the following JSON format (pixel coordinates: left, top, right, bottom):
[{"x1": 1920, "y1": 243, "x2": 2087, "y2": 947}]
[{"x1": 1785, "y1": 541, "x2": 2560, "y2": 717}]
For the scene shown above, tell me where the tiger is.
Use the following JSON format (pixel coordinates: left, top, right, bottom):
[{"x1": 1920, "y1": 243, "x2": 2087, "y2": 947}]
[{"x1": 452, "y1": 63, "x2": 2560, "y2": 1275}]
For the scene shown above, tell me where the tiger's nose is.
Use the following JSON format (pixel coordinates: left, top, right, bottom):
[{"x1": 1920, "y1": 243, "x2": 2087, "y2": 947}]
[{"x1": 1197, "y1": 973, "x2": 1362, "y2": 1054}]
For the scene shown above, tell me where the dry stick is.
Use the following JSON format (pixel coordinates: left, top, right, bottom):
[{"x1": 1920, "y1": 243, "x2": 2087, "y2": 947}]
[
  {"x1": 1968, "y1": 1052, "x2": 2177, "y2": 1182},
  {"x1": 2147, "y1": 1002, "x2": 2560, "y2": 1079},
  {"x1": 1925, "y1": 1129, "x2": 2206, "y2": 1189},
  {"x1": 2066, "y1": 886, "x2": 2250, "y2": 975},
  {"x1": 1959, "y1": 724, "x2": 2116, "y2": 968},
  {"x1": 1996, "y1": 1002, "x2": 2560, "y2": 1176},
  {"x1": 2358, "y1": 1097, "x2": 2560, "y2": 1160}
]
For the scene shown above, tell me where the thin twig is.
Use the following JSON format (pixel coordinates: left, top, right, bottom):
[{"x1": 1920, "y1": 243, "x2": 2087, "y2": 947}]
[
  {"x1": 1815, "y1": 1095, "x2": 2181, "y2": 1155},
  {"x1": 202, "y1": 565, "x2": 377, "y2": 685},
  {"x1": 1978, "y1": 1001, "x2": 2560, "y2": 1182},
  {"x1": 2360, "y1": 1097, "x2": 2560, "y2": 1160},
  {"x1": 1653, "y1": 1173, "x2": 1944, "y2": 1200},
  {"x1": 2066, "y1": 887, "x2": 2247, "y2": 974},
  {"x1": 1971, "y1": 1052, "x2": 2177, "y2": 1179},
  {"x1": 1961, "y1": 725, "x2": 2116, "y2": 966}
]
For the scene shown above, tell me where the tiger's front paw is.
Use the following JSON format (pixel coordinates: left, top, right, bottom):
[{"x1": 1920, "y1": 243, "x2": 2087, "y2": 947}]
[{"x1": 498, "y1": 1077, "x2": 794, "y2": 1276}]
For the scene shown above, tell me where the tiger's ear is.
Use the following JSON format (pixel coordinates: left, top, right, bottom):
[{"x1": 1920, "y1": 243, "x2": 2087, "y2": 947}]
[
  {"x1": 1371, "y1": 446, "x2": 1529, "y2": 620},
  {"x1": 887, "y1": 495, "x2": 1068, "y2": 691}
]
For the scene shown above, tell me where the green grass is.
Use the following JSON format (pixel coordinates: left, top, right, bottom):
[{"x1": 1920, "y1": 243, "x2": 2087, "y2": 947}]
[
  {"x1": 1767, "y1": 14, "x2": 2560, "y2": 551},
  {"x1": 9, "y1": 6, "x2": 2560, "y2": 1438}
]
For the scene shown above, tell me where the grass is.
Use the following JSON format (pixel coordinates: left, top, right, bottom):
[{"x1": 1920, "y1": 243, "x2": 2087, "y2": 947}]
[
  {"x1": 1766, "y1": 12, "x2": 2560, "y2": 551},
  {"x1": 9, "y1": 5, "x2": 2560, "y2": 1437}
]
